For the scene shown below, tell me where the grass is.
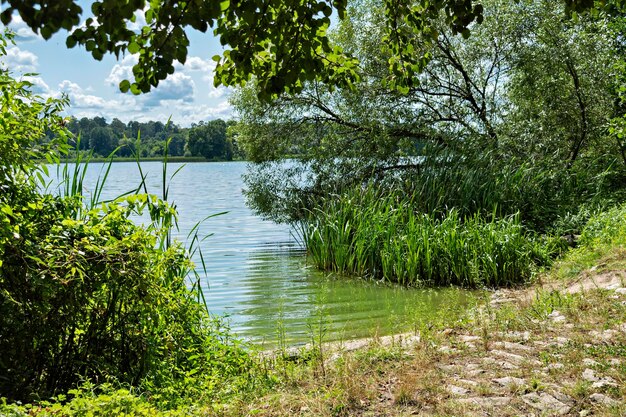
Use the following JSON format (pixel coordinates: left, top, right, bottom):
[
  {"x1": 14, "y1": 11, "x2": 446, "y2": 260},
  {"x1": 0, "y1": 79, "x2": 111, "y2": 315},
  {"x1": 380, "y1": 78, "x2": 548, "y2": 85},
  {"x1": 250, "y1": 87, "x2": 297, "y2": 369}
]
[
  {"x1": 550, "y1": 203, "x2": 626, "y2": 281},
  {"x1": 299, "y1": 186, "x2": 561, "y2": 287}
]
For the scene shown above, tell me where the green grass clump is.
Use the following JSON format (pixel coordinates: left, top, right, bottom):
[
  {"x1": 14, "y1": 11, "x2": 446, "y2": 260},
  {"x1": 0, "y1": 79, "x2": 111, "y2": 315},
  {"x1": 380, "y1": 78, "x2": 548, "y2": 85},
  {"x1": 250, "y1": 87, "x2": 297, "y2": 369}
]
[
  {"x1": 551, "y1": 202, "x2": 626, "y2": 280},
  {"x1": 299, "y1": 187, "x2": 556, "y2": 287}
]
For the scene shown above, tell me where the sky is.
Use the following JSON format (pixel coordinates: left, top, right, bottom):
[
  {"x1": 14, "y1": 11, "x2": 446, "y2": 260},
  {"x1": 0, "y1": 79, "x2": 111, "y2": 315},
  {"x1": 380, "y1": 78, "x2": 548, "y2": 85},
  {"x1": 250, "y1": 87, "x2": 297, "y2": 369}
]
[{"x1": 0, "y1": 8, "x2": 233, "y2": 127}]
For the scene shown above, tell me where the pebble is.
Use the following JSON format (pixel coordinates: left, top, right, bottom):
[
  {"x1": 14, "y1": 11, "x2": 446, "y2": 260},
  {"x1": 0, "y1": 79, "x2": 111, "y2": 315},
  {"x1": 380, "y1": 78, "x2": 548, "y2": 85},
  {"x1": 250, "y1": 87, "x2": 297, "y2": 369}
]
[
  {"x1": 615, "y1": 287, "x2": 626, "y2": 294},
  {"x1": 458, "y1": 335, "x2": 480, "y2": 343},
  {"x1": 492, "y1": 376, "x2": 526, "y2": 387},
  {"x1": 436, "y1": 364, "x2": 458, "y2": 373},
  {"x1": 491, "y1": 298, "x2": 517, "y2": 305},
  {"x1": 504, "y1": 331, "x2": 531, "y2": 341},
  {"x1": 447, "y1": 384, "x2": 469, "y2": 395},
  {"x1": 466, "y1": 368, "x2": 487, "y2": 377},
  {"x1": 491, "y1": 349, "x2": 541, "y2": 366},
  {"x1": 521, "y1": 392, "x2": 571, "y2": 415},
  {"x1": 492, "y1": 341, "x2": 532, "y2": 352},
  {"x1": 582, "y1": 368, "x2": 598, "y2": 382},
  {"x1": 591, "y1": 376, "x2": 618, "y2": 389},
  {"x1": 590, "y1": 329, "x2": 617, "y2": 342},
  {"x1": 458, "y1": 396, "x2": 512, "y2": 407},
  {"x1": 490, "y1": 349, "x2": 525, "y2": 363},
  {"x1": 545, "y1": 363, "x2": 564, "y2": 371},
  {"x1": 582, "y1": 358, "x2": 599, "y2": 367},
  {"x1": 554, "y1": 337, "x2": 569, "y2": 346},
  {"x1": 548, "y1": 310, "x2": 567, "y2": 323},
  {"x1": 549, "y1": 391, "x2": 574, "y2": 405},
  {"x1": 438, "y1": 345, "x2": 459, "y2": 354},
  {"x1": 589, "y1": 393, "x2": 618, "y2": 406},
  {"x1": 455, "y1": 378, "x2": 478, "y2": 387}
]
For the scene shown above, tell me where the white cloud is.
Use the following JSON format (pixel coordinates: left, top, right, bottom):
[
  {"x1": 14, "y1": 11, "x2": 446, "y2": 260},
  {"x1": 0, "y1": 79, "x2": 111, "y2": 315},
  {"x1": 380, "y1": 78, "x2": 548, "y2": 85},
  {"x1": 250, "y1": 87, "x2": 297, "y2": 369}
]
[
  {"x1": 208, "y1": 86, "x2": 230, "y2": 99},
  {"x1": 106, "y1": 54, "x2": 138, "y2": 86},
  {"x1": 174, "y1": 56, "x2": 214, "y2": 73},
  {"x1": 58, "y1": 80, "x2": 139, "y2": 116},
  {"x1": 178, "y1": 100, "x2": 232, "y2": 122},
  {"x1": 8, "y1": 15, "x2": 42, "y2": 42},
  {"x1": 140, "y1": 72, "x2": 195, "y2": 107},
  {"x1": 24, "y1": 76, "x2": 51, "y2": 95},
  {"x1": 1, "y1": 46, "x2": 38, "y2": 73}
]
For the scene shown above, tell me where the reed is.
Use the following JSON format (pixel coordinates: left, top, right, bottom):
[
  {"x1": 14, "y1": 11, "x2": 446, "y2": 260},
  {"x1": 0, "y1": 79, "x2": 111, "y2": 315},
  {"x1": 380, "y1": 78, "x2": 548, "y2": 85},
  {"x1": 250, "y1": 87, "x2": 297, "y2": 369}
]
[{"x1": 299, "y1": 186, "x2": 555, "y2": 287}]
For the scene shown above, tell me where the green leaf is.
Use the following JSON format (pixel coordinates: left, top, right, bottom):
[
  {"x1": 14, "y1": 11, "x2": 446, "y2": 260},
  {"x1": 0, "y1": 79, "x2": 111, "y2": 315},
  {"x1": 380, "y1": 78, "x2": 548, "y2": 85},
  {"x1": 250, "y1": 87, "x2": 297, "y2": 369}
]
[
  {"x1": 127, "y1": 42, "x2": 141, "y2": 54},
  {"x1": 119, "y1": 80, "x2": 131, "y2": 93}
]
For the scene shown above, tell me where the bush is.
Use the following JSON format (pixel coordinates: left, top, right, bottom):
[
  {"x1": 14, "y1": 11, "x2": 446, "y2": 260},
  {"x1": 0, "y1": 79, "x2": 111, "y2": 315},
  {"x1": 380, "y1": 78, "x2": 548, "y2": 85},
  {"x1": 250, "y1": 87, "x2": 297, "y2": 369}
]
[
  {"x1": 0, "y1": 31, "x2": 256, "y2": 405},
  {"x1": 579, "y1": 203, "x2": 626, "y2": 247},
  {"x1": 0, "y1": 186, "x2": 254, "y2": 403}
]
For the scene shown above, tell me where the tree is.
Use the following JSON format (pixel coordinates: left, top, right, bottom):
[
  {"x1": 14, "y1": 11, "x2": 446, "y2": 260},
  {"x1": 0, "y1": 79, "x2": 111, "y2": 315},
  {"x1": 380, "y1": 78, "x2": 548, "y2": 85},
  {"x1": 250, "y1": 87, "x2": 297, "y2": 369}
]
[
  {"x1": 0, "y1": 0, "x2": 482, "y2": 97},
  {"x1": 187, "y1": 119, "x2": 231, "y2": 160},
  {"x1": 109, "y1": 117, "x2": 127, "y2": 136},
  {"x1": 89, "y1": 126, "x2": 117, "y2": 156},
  {"x1": 234, "y1": 0, "x2": 625, "y2": 225},
  {"x1": 3, "y1": 0, "x2": 612, "y2": 100}
]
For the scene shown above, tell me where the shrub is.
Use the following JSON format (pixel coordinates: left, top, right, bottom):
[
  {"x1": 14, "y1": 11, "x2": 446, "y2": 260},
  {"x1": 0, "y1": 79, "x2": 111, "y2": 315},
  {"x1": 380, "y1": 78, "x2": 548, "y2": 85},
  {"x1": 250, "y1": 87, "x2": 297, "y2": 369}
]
[{"x1": 0, "y1": 31, "x2": 255, "y2": 405}]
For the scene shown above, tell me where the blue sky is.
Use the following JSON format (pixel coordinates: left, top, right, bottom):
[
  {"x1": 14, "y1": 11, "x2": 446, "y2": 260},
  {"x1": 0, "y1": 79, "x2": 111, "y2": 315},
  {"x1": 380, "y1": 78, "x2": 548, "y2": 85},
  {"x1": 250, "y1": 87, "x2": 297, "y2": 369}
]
[{"x1": 1, "y1": 9, "x2": 233, "y2": 127}]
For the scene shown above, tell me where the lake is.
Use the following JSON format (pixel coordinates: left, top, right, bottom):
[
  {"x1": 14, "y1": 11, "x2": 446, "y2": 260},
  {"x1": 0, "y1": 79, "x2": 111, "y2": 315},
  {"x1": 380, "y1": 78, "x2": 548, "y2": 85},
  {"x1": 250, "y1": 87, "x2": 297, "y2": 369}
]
[{"x1": 49, "y1": 160, "x2": 474, "y2": 348}]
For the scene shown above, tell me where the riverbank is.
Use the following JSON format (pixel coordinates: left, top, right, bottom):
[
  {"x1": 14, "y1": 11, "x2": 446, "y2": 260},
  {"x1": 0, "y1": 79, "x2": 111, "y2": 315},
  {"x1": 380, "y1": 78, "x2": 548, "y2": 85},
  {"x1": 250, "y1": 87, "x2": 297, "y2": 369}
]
[
  {"x1": 3, "y1": 231, "x2": 624, "y2": 416},
  {"x1": 56, "y1": 156, "x2": 228, "y2": 163},
  {"x1": 225, "y1": 264, "x2": 625, "y2": 416}
]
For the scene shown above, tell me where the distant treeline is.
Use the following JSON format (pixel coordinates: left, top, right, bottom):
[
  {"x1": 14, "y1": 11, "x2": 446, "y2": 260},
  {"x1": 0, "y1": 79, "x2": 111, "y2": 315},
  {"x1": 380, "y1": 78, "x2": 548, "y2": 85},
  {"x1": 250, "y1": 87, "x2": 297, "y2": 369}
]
[{"x1": 58, "y1": 117, "x2": 245, "y2": 160}]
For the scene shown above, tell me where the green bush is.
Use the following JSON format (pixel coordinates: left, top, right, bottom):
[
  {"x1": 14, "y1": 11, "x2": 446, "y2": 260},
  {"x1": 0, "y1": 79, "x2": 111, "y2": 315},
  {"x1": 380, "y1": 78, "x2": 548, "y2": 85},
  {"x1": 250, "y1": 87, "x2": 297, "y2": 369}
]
[
  {"x1": 0, "y1": 31, "x2": 256, "y2": 406},
  {"x1": 0, "y1": 383, "x2": 194, "y2": 416},
  {"x1": 0, "y1": 184, "x2": 254, "y2": 403},
  {"x1": 579, "y1": 202, "x2": 626, "y2": 247}
]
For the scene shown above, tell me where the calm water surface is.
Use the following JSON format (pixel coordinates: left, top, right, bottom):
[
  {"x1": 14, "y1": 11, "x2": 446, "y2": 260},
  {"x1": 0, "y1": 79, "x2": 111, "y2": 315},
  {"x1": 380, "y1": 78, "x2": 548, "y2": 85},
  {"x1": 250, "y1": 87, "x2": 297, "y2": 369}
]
[{"x1": 53, "y1": 161, "x2": 474, "y2": 347}]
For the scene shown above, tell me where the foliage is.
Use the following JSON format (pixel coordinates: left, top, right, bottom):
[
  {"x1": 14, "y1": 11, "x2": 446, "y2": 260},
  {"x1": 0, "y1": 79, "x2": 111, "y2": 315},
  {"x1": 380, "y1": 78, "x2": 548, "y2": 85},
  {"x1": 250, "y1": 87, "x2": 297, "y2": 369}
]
[
  {"x1": 503, "y1": 0, "x2": 620, "y2": 167},
  {"x1": 0, "y1": 0, "x2": 479, "y2": 98},
  {"x1": 550, "y1": 202, "x2": 626, "y2": 280},
  {"x1": 186, "y1": 119, "x2": 234, "y2": 161},
  {"x1": 578, "y1": 202, "x2": 626, "y2": 247},
  {"x1": 0, "y1": 383, "x2": 204, "y2": 416},
  {"x1": 0, "y1": 31, "x2": 69, "y2": 186},
  {"x1": 0, "y1": 32, "x2": 256, "y2": 405},
  {"x1": 236, "y1": 0, "x2": 626, "y2": 232},
  {"x1": 2, "y1": 0, "x2": 610, "y2": 99},
  {"x1": 298, "y1": 186, "x2": 559, "y2": 287}
]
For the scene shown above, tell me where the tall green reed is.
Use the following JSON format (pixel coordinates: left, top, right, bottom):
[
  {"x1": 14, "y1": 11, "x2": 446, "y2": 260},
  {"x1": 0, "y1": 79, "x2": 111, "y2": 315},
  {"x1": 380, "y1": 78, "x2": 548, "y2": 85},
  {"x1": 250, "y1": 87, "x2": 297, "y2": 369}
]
[{"x1": 299, "y1": 186, "x2": 556, "y2": 287}]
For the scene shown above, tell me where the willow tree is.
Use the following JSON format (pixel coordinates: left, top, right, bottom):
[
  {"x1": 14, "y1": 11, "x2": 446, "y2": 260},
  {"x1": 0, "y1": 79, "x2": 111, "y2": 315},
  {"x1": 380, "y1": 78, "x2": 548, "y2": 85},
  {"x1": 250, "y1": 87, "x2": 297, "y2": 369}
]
[{"x1": 232, "y1": 0, "x2": 625, "y2": 228}]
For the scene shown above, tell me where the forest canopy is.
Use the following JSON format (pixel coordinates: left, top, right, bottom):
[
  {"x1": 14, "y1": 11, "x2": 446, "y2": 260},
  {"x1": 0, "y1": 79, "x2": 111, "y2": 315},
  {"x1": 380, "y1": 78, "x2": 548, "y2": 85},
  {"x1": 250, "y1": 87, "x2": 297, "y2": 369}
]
[{"x1": 59, "y1": 116, "x2": 242, "y2": 160}]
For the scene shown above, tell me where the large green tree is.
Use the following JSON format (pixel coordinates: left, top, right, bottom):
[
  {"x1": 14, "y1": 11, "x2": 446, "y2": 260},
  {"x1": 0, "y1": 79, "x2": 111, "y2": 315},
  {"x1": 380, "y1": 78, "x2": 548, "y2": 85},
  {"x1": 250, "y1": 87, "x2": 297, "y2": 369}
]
[
  {"x1": 233, "y1": 0, "x2": 625, "y2": 226},
  {"x1": 187, "y1": 119, "x2": 232, "y2": 160}
]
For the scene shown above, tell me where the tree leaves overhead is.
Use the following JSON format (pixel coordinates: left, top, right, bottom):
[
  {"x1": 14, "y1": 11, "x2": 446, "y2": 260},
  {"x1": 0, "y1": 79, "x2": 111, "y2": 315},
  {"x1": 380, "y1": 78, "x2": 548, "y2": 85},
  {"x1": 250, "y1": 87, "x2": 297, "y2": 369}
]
[{"x1": 0, "y1": 0, "x2": 486, "y2": 99}]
